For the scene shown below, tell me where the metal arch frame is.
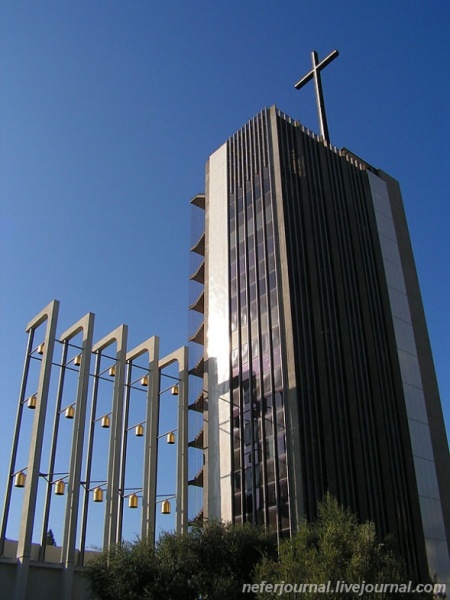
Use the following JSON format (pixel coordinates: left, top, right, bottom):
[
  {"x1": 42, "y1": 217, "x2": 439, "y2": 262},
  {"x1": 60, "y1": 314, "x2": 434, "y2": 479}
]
[
  {"x1": 158, "y1": 346, "x2": 189, "y2": 536},
  {"x1": 1, "y1": 300, "x2": 189, "y2": 600},
  {"x1": 38, "y1": 331, "x2": 70, "y2": 563},
  {"x1": 6, "y1": 300, "x2": 60, "y2": 600},
  {"x1": 118, "y1": 336, "x2": 160, "y2": 543},
  {"x1": 59, "y1": 314, "x2": 95, "y2": 599},
  {"x1": 90, "y1": 325, "x2": 128, "y2": 550},
  {"x1": 37, "y1": 313, "x2": 95, "y2": 564},
  {"x1": 116, "y1": 341, "x2": 189, "y2": 543}
]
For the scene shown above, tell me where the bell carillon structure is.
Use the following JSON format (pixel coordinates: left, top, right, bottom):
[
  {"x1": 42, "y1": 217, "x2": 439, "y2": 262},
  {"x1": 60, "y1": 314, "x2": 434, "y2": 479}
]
[{"x1": 189, "y1": 104, "x2": 450, "y2": 584}]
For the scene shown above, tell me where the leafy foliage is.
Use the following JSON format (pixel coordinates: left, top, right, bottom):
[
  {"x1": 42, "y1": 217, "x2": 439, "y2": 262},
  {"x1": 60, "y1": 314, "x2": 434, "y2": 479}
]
[
  {"x1": 85, "y1": 520, "x2": 276, "y2": 600},
  {"x1": 85, "y1": 537, "x2": 161, "y2": 600},
  {"x1": 255, "y1": 493, "x2": 432, "y2": 599},
  {"x1": 45, "y1": 529, "x2": 56, "y2": 546},
  {"x1": 86, "y1": 496, "x2": 437, "y2": 600}
]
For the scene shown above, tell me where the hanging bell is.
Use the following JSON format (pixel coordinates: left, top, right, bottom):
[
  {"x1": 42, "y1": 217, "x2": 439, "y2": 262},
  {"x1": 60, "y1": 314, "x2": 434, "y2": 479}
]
[
  {"x1": 171, "y1": 385, "x2": 179, "y2": 396},
  {"x1": 14, "y1": 471, "x2": 26, "y2": 488},
  {"x1": 108, "y1": 365, "x2": 116, "y2": 377},
  {"x1": 74, "y1": 354, "x2": 82, "y2": 366},
  {"x1": 128, "y1": 493, "x2": 138, "y2": 509},
  {"x1": 93, "y1": 487, "x2": 103, "y2": 502},
  {"x1": 27, "y1": 394, "x2": 37, "y2": 409},
  {"x1": 54, "y1": 480, "x2": 65, "y2": 495},
  {"x1": 140, "y1": 375, "x2": 149, "y2": 386},
  {"x1": 37, "y1": 343, "x2": 45, "y2": 355},
  {"x1": 101, "y1": 415, "x2": 111, "y2": 428},
  {"x1": 135, "y1": 424, "x2": 144, "y2": 437},
  {"x1": 161, "y1": 499, "x2": 171, "y2": 514},
  {"x1": 166, "y1": 431, "x2": 175, "y2": 445},
  {"x1": 65, "y1": 405, "x2": 75, "y2": 419}
]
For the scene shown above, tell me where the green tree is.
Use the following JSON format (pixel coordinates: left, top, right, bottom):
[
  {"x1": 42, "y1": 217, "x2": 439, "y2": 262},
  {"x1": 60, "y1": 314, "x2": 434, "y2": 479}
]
[
  {"x1": 86, "y1": 537, "x2": 163, "y2": 600},
  {"x1": 179, "y1": 521, "x2": 277, "y2": 599},
  {"x1": 85, "y1": 520, "x2": 276, "y2": 600},
  {"x1": 46, "y1": 529, "x2": 56, "y2": 546},
  {"x1": 255, "y1": 493, "x2": 432, "y2": 600}
]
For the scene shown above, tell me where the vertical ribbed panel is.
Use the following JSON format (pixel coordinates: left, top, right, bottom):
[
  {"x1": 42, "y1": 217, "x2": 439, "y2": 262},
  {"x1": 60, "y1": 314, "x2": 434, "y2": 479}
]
[
  {"x1": 276, "y1": 110, "x2": 428, "y2": 579},
  {"x1": 227, "y1": 108, "x2": 290, "y2": 539}
]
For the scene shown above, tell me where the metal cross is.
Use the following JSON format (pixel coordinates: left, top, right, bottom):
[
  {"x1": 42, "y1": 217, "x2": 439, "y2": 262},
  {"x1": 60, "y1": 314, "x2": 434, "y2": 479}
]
[{"x1": 294, "y1": 49, "x2": 339, "y2": 143}]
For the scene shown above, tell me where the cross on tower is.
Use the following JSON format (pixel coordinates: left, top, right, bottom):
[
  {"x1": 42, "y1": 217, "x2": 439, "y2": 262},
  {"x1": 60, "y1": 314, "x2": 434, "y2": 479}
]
[{"x1": 294, "y1": 49, "x2": 339, "y2": 143}]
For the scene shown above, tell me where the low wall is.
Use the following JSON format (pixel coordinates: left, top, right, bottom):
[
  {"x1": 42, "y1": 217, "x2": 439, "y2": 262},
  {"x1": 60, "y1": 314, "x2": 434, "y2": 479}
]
[{"x1": 0, "y1": 541, "x2": 97, "y2": 600}]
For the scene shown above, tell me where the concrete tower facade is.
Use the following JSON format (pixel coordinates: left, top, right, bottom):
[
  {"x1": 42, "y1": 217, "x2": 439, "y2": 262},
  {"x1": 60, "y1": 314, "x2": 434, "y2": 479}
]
[{"x1": 193, "y1": 106, "x2": 450, "y2": 584}]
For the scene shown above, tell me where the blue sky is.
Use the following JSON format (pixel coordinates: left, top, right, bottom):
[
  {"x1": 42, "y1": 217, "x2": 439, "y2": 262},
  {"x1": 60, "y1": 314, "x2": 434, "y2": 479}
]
[{"x1": 1, "y1": 1, "x2": 449, "y2": 548}]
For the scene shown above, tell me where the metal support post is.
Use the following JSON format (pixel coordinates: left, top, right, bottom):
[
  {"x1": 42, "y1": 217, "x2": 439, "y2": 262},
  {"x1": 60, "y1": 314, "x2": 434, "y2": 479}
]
[{"x1": 15, "y1": 300, "x2": 60, "y2": 600}]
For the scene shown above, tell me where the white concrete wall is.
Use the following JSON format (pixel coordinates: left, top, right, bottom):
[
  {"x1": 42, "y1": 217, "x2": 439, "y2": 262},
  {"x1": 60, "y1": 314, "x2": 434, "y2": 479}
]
[
  {"x1": 368, "y1": 170, "x2": 450, "y2": 585},
  {"x1": 206, "y1": 143, "x2": 232, "y2": 521}
]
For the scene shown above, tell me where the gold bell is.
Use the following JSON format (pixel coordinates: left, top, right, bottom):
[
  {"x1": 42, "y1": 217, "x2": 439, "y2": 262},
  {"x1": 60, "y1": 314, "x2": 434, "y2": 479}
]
[
  {"x1": 65, "y1": 405, "x2": 75, "y2": 419},
  {"x1": 37, "y1": 343, "x2": 45, "y2": 355},
  {"x1": 171, "y1": 385, "x2": 179, "y2": 396},
  {"x1": 140, "y1": 375, "x2": 149, "y2": 386},
  {"x1": 166, "y1": 431, "x2": 175, "y2": 445},
  {"x1": 108, "y1": 365, "x2": 116, "y2": 377},
  {"x1": 101, "y1": 415, "x2": 110, "y2": 428},
  {"x1": 135, "y1": 424, "x2": 144, "y2": 437},
  {"x1": 54, "y1": 480, "x2": 65, "y2": 495},
  {"x1": 161, "y1": 499, "x2": 171, "y2": 514},
  {"x1": 74, "y1": 354, "x2": 82, "y2": 366},
  {"x1": 27, "y1": 394, "x2": 37, "y2": 409},
  {"x1": 93, "y1": 487, "x2": 103, "y2": 502},
  {"x1": 14, "y1": 471, "x2": 26, "y2": 488},
  {"x1": 128, "y1": 493, "x2": 138, "y2": 509}
]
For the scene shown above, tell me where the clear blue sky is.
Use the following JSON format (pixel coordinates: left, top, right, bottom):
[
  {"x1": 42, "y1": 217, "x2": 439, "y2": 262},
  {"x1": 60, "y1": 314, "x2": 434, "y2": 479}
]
[{"x1": 1, "y1": 1, "x2": 449, "y2": 548}]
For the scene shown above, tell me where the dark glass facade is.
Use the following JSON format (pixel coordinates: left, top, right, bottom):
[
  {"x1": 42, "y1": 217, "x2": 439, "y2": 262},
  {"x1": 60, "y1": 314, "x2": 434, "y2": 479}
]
[{"x1": 227, "y1": 110, "x2": 289, "y2": 537}]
